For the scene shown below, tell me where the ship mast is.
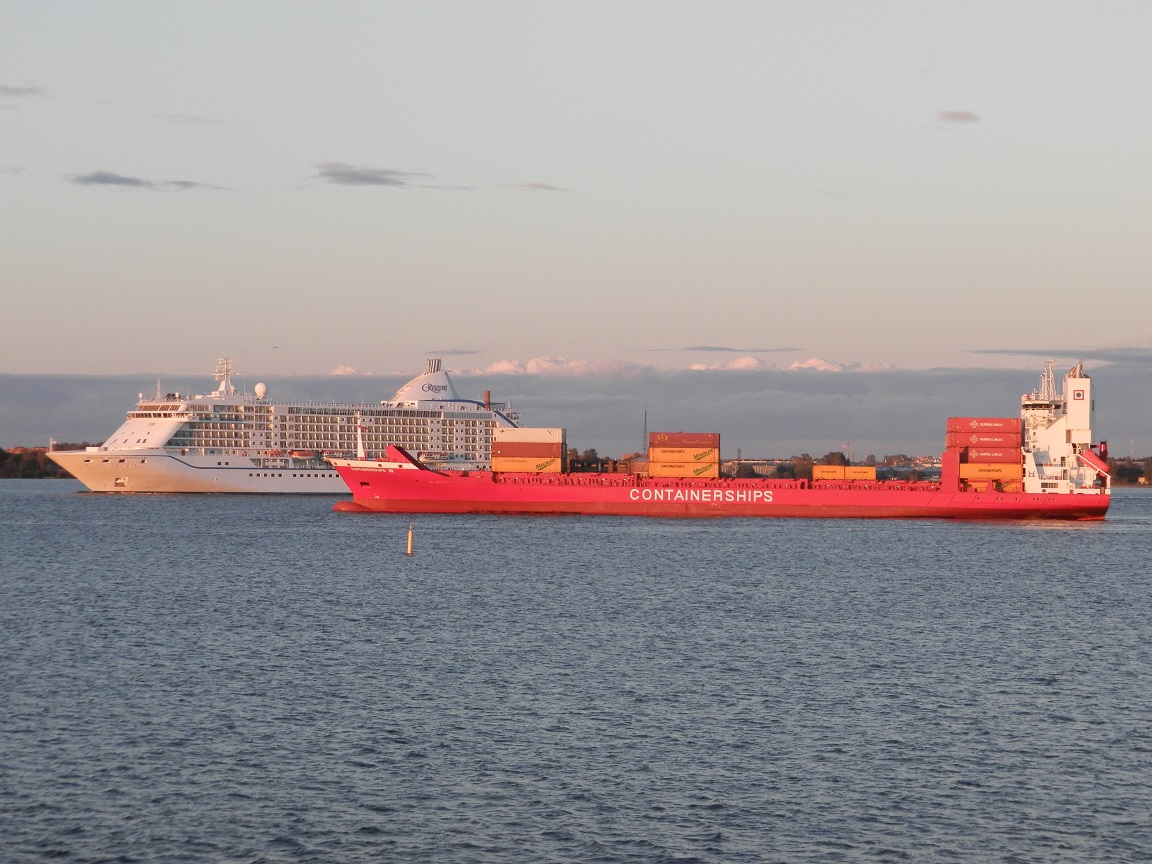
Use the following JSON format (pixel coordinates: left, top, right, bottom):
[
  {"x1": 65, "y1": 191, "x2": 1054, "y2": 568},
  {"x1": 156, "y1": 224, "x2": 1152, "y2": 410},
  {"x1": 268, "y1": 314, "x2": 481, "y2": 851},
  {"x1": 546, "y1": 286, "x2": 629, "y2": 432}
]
[
  {"x1": 213, "y1": 358, "x2": 236, "y2": 396},
  {"x1": 1037, "y1": 358, "x2": 1057, "y2": 403}
]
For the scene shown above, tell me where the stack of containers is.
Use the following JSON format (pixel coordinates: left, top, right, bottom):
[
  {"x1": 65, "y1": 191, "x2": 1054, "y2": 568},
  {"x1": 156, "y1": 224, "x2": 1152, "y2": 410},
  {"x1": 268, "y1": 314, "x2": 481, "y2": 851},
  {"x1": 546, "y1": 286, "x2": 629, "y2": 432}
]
[
  {"x1": 812, "y1": 465, "x2": 877, "y2": 481},
  {"x1": 648, "y1": 432, "x2": 721, "y2": 478},
  {"x1": 944, "y1": 418, "x2": 1024, "y2": 490},
  {"x1": 491, "y1": 427, "x2": 567, "y2": 473}
]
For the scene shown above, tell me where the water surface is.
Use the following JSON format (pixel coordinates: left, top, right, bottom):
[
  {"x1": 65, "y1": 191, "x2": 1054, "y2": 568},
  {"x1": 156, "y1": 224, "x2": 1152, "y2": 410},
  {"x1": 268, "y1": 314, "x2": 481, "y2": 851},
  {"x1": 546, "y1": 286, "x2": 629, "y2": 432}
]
[{"x1": 2, "y1": 481, "x2": 1150, "y2": 862}]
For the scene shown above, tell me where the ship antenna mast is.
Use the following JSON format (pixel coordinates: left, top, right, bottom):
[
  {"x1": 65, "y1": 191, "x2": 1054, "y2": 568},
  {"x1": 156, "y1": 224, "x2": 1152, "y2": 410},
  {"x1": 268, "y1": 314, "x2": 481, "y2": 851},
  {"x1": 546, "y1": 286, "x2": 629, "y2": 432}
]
[
  {"x1": 213, "y1": 358, "x2": 236, "y2": 396},
  {"x1": 1038, "y1": 358, "x2": 1056, "y2": 402}
]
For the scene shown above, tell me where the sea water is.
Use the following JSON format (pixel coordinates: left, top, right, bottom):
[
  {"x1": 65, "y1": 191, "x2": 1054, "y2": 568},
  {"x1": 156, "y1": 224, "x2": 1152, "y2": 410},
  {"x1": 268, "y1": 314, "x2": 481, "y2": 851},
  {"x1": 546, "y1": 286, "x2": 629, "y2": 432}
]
[{"x1": 2, "y1": 480, "x2": 1150, "y2": 863}]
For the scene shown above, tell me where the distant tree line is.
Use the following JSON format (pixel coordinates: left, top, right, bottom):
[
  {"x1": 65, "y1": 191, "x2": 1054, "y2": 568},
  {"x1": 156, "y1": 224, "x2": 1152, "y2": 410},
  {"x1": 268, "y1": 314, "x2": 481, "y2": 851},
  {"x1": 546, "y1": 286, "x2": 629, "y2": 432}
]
[
  {"x1": 0, "y1": 445, "x2": 91, "y2": 479},
  {"x1": 7, "y1": 444, "x2": 1151, "y2": 485},
  {"x1": 1109, "y1": 457, "x2": 1152, "y2": 486}
]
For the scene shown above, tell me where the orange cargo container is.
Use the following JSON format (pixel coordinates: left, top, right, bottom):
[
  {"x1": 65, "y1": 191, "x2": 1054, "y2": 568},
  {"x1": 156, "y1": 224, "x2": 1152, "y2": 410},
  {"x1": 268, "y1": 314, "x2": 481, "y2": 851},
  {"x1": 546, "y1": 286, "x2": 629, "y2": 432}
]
[
  {"x1": 649, "y1": 432, "x2": 720, "y2": 448},
  {"x1": 648, "y1": 447, "x2": 718, "y2": 463},
  {"x1": 946, "y1": 417, "x2": 1022, "y2": 434},
  {"x1": 945, "y1": 430, "x2": 1023, "y2": 448},
  {"x1": 958, "y1": 462, "x2": 1024, "y2": 480},
  {"x1": 491, "y1": 442, "x2": 566, "y2": 459},
  {"x1": 490, "y1": 456, "x2": 564, "y2": 473},
  {"x1": 812, "y1": 465, "x2": 846, "y2": 480},
  {"x1": 844, "y1": 466, "x2": 877, "y2": 480},
  {"x1": 964, "y1": 447, "x2": 1022, "y2": 464},
  {"x1": 647, "y1": 461, "x2": 721, "y2": 479}
]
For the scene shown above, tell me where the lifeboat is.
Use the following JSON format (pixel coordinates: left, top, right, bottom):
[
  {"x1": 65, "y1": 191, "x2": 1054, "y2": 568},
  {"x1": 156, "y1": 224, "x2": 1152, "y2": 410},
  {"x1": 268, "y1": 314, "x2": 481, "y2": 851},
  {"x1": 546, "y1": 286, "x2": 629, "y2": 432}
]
[{"x1": 290, "y1": 450, "x2": 316, "y2": 460}]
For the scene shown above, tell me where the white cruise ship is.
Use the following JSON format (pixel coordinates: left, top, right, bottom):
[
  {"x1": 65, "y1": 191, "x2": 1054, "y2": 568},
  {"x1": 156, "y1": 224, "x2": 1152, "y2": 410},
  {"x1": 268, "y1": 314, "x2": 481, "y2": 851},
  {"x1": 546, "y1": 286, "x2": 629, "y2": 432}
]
[{"x1": 48, "y1": 359, "x2": 520, "y2": 493}]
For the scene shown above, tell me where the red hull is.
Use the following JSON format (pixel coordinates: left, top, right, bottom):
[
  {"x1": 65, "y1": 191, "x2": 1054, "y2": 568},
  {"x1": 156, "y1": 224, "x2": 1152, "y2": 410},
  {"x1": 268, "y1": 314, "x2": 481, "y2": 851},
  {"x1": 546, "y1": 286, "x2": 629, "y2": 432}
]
[{"x1": 332, "y1": 461, "x2": 1109, "y2": 521}]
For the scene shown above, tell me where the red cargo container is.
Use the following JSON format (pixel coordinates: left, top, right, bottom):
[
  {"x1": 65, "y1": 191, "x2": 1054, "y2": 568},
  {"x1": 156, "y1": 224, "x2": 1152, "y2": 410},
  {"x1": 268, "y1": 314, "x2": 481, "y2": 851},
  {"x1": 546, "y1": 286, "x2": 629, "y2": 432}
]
[
  {"x1": 941, "y1": 448, "x2": 961, "y2": 486},
  {"x1": 946, "y1": 417, "x2": 1022, "y2": 434},
  {"x1": 945, "y1": 431, "x2": 1023, "y2": 448},
  {"x1": 649, "y1": 432, "x2": 721, "y2": 448},
  {"x1": 964, "y1": 447, "x2": 1023, "y2": 464}
]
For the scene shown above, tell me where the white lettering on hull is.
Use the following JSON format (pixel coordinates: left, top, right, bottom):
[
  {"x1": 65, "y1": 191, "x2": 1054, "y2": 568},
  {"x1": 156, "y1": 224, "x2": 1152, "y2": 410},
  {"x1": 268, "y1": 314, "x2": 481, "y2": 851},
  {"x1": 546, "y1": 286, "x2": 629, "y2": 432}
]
[{"x1": 629, "y1": 488, "x2": 773, "y2": 503}]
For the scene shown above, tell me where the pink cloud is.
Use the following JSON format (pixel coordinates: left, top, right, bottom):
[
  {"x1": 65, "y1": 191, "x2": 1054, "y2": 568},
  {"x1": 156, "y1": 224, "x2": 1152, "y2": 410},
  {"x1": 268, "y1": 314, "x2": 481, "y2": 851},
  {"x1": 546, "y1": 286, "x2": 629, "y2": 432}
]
[
  {"x1": 937, "y1": 110, "x2": 980, "y2": 124},
  {"x1": 478, "y1": 356, "x2": 642, "y2": 376},
  {"x1": 689, "y1": 356, "x2": 773, "y2": 371},
  {"x1": 789, "y1": 357, "x2": 894, "y2": 372}
]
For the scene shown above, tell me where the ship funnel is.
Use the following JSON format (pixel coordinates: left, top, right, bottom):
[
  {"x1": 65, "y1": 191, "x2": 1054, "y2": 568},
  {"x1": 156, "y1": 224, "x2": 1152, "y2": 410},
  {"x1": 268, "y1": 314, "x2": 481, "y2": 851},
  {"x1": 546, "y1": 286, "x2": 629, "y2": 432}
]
[{"x1": 426, "y1": 359, "x2": 442, "y2": 374}]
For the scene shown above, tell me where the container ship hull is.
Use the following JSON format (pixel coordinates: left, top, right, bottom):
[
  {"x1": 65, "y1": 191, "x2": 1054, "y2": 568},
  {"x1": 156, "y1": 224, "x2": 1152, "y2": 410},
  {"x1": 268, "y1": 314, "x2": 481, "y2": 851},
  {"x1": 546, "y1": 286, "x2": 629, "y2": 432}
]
[
  {"x1": 331, "y1": 451, "x2": 1109, "y2": 521},
  {"x1": 331, "y1": 362, "x2": 1111, "y2": 521}
]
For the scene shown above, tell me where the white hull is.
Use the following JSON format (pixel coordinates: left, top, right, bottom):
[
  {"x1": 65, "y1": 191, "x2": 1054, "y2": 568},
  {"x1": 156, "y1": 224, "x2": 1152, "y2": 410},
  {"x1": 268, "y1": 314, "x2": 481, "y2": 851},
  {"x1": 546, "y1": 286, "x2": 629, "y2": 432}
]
[
  {"x1": 47, "y1": 357, "x2": 521, "y2": 494},
  {"x1": 48, "y1": 448, "x2": 348, "y2": 494}
]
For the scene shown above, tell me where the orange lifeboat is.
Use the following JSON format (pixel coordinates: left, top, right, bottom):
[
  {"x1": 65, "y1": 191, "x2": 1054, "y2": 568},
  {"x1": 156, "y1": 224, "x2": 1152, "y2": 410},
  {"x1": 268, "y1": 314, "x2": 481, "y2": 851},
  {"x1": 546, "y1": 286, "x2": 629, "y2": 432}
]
[{"x1": 290, "y1": 450, "x2": 316, "y2": 460}]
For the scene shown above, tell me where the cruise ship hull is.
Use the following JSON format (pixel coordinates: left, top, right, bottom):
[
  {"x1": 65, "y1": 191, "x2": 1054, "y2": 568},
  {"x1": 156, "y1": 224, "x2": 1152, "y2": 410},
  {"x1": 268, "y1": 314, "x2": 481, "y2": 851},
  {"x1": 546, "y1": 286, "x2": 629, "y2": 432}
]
[
  {"x1": 330, "y1": 458, "x2": 1109, "y2": 520},
  {"x1": 47, "y1": 357, "x2": 519, "y2": 494},
  {"x1": 49, "y1": 449, "x2": 347, "y2": 494}
]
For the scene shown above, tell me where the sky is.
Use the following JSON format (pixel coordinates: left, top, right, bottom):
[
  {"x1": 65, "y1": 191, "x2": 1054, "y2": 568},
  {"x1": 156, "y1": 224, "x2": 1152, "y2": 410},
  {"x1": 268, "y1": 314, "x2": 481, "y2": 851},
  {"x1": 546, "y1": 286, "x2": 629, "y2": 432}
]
[{"x1": 3, "y1": 2, "x2": 1151, "y2": 451}]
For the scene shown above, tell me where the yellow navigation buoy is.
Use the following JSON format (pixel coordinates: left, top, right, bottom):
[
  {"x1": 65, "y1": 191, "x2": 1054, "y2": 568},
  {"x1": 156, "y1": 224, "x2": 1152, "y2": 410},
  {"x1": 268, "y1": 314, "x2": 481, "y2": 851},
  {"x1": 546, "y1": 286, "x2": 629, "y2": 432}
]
[{"x1": 407, "y1": 522, "x2": 414, "y2": 556}]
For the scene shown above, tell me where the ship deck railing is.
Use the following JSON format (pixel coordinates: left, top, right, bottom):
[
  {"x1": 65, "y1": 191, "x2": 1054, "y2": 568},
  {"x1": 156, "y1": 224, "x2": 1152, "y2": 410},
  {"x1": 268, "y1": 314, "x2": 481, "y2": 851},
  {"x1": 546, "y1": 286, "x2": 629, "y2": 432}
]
[{"x1": 486, "y1": 474, "x2": 943, "y2": 492}]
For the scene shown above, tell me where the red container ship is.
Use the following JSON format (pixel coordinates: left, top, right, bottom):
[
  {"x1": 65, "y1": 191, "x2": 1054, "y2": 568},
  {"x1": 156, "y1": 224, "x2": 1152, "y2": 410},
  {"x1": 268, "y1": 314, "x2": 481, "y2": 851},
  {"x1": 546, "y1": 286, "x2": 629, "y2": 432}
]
[{"x1": 329, "y1": 361, "x2": 1111, "y2": 520}]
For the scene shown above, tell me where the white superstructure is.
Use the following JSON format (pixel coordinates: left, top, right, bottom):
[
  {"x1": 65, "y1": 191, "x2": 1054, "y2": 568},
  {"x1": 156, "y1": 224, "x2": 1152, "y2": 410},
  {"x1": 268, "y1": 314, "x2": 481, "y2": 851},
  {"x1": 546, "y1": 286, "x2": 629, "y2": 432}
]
[
  {"x1": 1020, "y1": 361, "x2": 1110, "y2": 494},
  {"x1": 48, "y1": 359, "x2": 519, "y2": 493}
]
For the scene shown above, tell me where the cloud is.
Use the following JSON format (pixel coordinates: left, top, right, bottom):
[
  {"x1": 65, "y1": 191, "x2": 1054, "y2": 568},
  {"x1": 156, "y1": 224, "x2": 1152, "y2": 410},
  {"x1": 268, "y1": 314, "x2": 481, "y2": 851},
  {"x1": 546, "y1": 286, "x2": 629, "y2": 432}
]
[
  {"x1": 164, "y1": 179, "x2": 228, "y2": 191},
  {"x1": 0, "y1": 84, "x2": 45, "y2": 97},
  {"x1": 6, "y1": 359, "x2": 1150, "y2": 458},
  {"x1": 72, "y1": 171, "x2": 151, "y2": 188},
  {"x1": 515, "y1": 181, "x2": 567, "y2": 192},
  {"x1": 478, "y1": 356, "x2": 645, "y2": 376},
  {"x1": 69, "y1": 171, "x2": 226, "y2": 190},
  {"x1": 426, "y1": 348, "x2": 482, "y2": 357},
  {"x1": 330, "y1": 365, "x2": 368, "y2": 376},
  {"x1": 675, "y1": 345, "x2": 800, "y2": 354},
  {"x1": 789, "y1": 357, "x2": 894, "y2": 373},
  {"x1": 317, "y1": 162, "x2": 429, "y2": 187},
  {"x1": 970, "y1": 346, "x2": 1152, "y2": 366},
  {"x1": 937, "y1": 110, "x2": 980, "y2": 124},
  {"x1": 690, "y1": 356, "x2": 774, "y2": 371}
]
